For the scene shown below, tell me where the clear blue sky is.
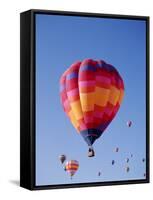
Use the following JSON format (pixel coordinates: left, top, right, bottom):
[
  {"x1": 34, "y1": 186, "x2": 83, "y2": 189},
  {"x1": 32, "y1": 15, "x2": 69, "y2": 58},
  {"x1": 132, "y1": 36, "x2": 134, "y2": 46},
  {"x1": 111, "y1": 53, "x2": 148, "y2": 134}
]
[{"x1": 35, "y1": 14, "x2": 146, "y2": 186}]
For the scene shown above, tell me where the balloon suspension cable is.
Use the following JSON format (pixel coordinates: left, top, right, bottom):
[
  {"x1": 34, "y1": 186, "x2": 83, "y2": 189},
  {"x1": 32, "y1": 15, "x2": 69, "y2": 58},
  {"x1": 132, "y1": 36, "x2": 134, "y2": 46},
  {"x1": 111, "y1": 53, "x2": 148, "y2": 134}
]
[{"x1": 89, "y1": 145, "x2": 93, "y2": 150}]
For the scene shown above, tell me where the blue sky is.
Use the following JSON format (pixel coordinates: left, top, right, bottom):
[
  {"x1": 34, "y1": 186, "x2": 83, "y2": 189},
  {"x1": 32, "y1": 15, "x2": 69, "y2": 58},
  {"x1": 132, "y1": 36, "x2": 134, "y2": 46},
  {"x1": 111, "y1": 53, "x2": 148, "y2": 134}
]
[{"x1": 35, "y1": 14, "x2": 146, "y2": 186}]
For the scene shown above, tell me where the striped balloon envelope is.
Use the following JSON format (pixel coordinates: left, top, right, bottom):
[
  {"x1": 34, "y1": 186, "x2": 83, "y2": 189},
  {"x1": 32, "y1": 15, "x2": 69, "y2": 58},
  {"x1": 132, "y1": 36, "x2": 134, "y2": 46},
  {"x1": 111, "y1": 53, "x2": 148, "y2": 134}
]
[
  {"x1": 60, "y1": 59, "x2": 124, "y2": 157},
  {"x1": 65, "y1": 160, "x2": 79, "y2": 178}
]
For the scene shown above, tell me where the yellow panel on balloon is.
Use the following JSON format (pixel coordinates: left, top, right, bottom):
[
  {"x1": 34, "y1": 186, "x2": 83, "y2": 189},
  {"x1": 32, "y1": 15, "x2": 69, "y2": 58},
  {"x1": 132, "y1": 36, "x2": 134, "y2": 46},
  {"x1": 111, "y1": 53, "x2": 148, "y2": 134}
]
[
  {"x1": 70, "y1": 100, "x2": 83, "y2": 120},
  {"x1": 118, "y1": 89, "x2": 124, "y2": 105},
  {"x1": 68, "y1": 110, "x2": 79, "y2": 130},
  {"x1": 109, "y1": 86, "x2": 120, "y2": 105},
  {"x1": 94, "y1": 87, "x2": 110, "y2": 106},
  {"x1": 80, "y1": 93, "x2": 94, "y2": 111}
]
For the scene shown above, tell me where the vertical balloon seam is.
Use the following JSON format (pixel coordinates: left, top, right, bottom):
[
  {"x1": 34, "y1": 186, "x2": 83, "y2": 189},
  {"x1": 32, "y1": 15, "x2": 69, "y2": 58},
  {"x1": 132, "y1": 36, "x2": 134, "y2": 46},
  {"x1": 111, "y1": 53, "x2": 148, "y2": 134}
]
[{"x1": 78, "y1": 60, "x2": 96, "y2": 134}]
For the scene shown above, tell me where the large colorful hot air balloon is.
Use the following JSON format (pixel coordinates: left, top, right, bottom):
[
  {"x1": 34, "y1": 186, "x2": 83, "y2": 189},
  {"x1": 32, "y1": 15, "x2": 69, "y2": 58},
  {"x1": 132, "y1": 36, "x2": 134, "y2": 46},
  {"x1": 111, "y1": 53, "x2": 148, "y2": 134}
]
[
  {"x1": 60, "y1": 59, "x2": 124, "y2": 157},
  {"x1": 65, "y1": 160, "x2": 79, "y2": 179}
]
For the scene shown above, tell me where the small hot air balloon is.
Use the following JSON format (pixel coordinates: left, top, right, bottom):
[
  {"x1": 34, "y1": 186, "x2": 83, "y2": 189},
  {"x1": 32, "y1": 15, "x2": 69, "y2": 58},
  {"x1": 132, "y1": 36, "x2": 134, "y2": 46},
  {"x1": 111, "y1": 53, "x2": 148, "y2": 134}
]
[
  {"x1": 144, "y1": 173, "x2": 146, "y2": 177},
  {"x1": 142, "y1": 158, "x2": 145, "y2": 162},
  {"x1": 126, "y1": 158, "x2": 129, "y2": 163},
  {"x1": 59, "y1": 154, "x2": 66, "y2": 164},
  {"x1": 115, "y1": 147, "x2": 119, "y2": 152},
  {"x1": 130, "y1": 154, "x2": 133, "y2": 158},
  {"x1": 65, "y1": 160, "x2": 79, "y2": 179},
  {"x1": 126, "y1": 166, "x2": 130, "y2": 172},
  {"x1": 127, "y1": 121, "x2": 132, "y2": 127},
  {"x1": 60, "y1": 59, "x2": 124, "y2": 157},
  {"x1": 112, "y1": 160, "x2": 115, "y2": 165},
  {"x1": 98, "y1": 171, "x2": 101, "y2": 176}
]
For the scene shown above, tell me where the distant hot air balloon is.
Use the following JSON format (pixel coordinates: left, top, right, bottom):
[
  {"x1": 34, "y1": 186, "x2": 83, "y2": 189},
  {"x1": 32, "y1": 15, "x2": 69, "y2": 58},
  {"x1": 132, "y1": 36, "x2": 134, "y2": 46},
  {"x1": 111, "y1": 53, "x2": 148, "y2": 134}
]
[
  {"x1": 115, "y1": 147, "x2": 119, "y2": 152},
  {"x1": 142, "y1": 158, "x2": 145, "y2": 162},
  {"x1": 126, "y1": 166, "x2": 130, "y2": 172},
  {"x1": 59, "y1": 154, "x2": 66, "y2": 164},
  {"x1": 127, "y1": 120, "x2": 132, "y2": 127},
  {"x1": 60, "y1": 59, "x2": 124, "y2": 157},
  {"x1": 130, "y1": 154, "x2": 133, "y2": 158},
  {"x1": 112, "y1": 160, "x2": 115, "y2": 165},
  {"x1": 98, "y1": 171, "x2": 101, "y2": 176},
  {"x1": 144, "y1": 173, "x2": 146, "y2": 177},
  {"x1": 65, "y1": 160, "x2": 79, "y2": 179},
  {"x1": 126, "y1": 158, "x2": 129, "y2": 163}
]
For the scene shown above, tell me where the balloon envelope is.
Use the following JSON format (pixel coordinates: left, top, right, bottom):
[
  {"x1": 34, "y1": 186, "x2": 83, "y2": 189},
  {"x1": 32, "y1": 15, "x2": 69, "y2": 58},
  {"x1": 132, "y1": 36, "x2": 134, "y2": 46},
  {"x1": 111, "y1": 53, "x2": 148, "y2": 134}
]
[{"x1": 60, "y1": 59, "x2": 124, "y2": 148}]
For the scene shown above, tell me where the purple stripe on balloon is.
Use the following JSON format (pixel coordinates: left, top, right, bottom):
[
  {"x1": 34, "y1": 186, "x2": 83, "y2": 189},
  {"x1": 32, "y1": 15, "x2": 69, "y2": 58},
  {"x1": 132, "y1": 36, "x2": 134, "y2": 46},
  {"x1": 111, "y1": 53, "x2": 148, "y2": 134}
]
[
  {"x1": 80, "y1": 65, "x2": 96, "y2": 72},
  {"x1": 98, "y1": 122, "x2": 110, "y2": 132},
  {"x1": 66, "y1": 72, "x2": 78, "y2": 80}
]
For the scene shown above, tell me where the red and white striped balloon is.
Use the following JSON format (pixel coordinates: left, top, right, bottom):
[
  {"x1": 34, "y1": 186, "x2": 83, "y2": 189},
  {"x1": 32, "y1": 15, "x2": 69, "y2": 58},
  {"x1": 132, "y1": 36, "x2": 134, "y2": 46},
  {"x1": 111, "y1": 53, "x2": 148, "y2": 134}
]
[{"x1": 65, "y1": 160, "x2": 79, "y2": 178}]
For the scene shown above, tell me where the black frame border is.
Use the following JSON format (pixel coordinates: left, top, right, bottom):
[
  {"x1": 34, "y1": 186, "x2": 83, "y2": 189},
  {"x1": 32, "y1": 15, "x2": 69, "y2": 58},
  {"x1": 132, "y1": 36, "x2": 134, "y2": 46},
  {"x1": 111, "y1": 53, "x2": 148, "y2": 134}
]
[{"x1": 20, "y1": 9, "x2": 150, "y2": 190}]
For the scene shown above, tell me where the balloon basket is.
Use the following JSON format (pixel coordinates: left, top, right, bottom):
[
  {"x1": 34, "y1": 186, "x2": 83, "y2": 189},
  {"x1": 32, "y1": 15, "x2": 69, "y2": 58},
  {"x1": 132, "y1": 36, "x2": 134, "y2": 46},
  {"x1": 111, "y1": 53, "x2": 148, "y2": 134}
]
[{"x1": 88, "y1": 148, "x2": 95, "y2": 157}]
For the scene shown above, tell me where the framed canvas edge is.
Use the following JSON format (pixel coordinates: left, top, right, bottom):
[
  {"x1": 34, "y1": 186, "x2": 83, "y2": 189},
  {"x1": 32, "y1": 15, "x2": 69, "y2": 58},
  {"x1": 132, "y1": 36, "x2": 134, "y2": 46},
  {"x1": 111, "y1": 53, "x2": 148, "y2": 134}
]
[{"x1": 20, "y1": 9, "x2": 150, "y2": 190}]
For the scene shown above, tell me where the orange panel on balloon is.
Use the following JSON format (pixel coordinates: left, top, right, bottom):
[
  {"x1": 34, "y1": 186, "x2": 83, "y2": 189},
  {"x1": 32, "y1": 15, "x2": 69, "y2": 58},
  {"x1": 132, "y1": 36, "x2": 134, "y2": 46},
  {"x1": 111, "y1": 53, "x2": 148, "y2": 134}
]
[{"x1": 94, "y1": 87, "x2": 110, "y2": 107}]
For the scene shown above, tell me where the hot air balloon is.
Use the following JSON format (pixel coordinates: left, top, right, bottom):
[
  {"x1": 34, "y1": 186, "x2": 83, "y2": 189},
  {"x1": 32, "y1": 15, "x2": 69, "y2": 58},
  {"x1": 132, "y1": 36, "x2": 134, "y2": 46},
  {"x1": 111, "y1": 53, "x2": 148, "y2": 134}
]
[
  {"x1": 60, "y1": 59, "x2": 124, "y2": 157},
  {"x1": 126, "y1": 166, "x2": 130, "y2": 172},
  {"x1": 65, "y1": 160, "x2": 79, "y2": 179},
  {"x1": 98, "y1": 171, "x2": 101, "y2": 176},
  {"x1": 142, "y1": 158, "x2": 145, "y2": 162},
  {"x1": 127, "y1": 120, "x2": 132, "y2": 127},
  {"x1": 130, "y1": 154, "x2": 133, "y2": 158},
  {"x1": 59, "y1": 154, "x2": 66, "y2": 164},
  {"x1": 126, "y1": 158, "x2": 129, "y2": 163},
  {"x1": 112, "y1": 160, "x2": 115, "y2": 165},
  {"x1": 115, "y1": 147, "x2": 119, "y2": 152}
]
